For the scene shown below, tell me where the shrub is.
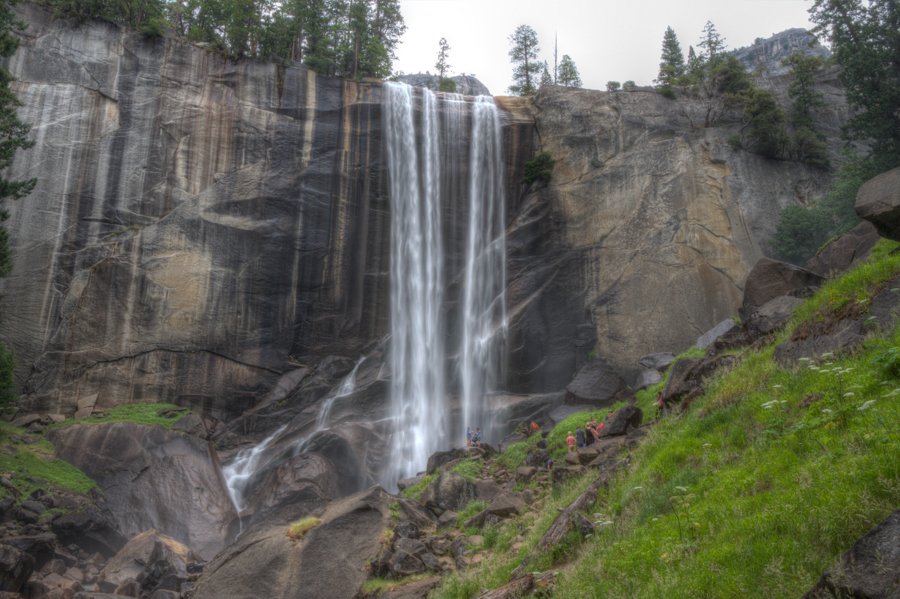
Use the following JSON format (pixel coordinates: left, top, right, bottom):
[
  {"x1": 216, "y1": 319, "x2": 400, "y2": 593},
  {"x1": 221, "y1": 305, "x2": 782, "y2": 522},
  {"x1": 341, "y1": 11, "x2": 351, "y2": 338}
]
[
  {"x1": 451, "y1": 458, "x2": 483, "y2": 482},
  {"x1": 623, "y1": 80, "x2": 636, "y2": 89},
  {"x1": 287, "y1": 517, "x2": 321, "y2": 541},
  {"x1": 657, "y1": 86, "x2": 676, "y2": 99},
  {"x1": 523, "y1": 152, "x2": 555, "y2": 186},
  {"x1": 439, "y1": 78, "x2": 457, "y2": 92},
  {"x1": 727, "y1": 135, "x2": 742, "y2": 150},
  {"x1": 493, "y1": 442, "x2": 529, "y2": 472},
  {"x1": 606, "y1": 81, "x2": 621, "y2": 91}
]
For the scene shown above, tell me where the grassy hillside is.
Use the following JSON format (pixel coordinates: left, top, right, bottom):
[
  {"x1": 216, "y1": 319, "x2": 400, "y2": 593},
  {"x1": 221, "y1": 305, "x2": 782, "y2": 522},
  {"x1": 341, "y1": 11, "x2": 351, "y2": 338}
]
[{"x1": 430, "y1": 239, "x2": 900, "y2": 599}]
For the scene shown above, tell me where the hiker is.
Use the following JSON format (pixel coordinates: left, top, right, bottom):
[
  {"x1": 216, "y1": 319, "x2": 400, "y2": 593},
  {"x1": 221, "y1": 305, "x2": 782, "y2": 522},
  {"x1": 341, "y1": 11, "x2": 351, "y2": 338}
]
[
  {"x1": 543, "y1": 458, "x2": 557, "y2": 469},
  {"x1": 474, "y1": 427, "x2": 482, "y2": 447},
  {"x1": 656, "y1": 390, "x2": 667, "y2": 417},
  {"x1": 566, "y1": 431, "x2": 576, "y2": 452},
  {"x1": 576, "y1": 426, "x2": 586, "y2": 449},
  {"x1": 466, "y1": 427, "x2": 472, "y2": 446},
  {"x1": 530, "y1": 421, "x2": 540, "y2": 434},
  {"x1": 585, "y1": 421, "x2": 596, "y2": 445}
]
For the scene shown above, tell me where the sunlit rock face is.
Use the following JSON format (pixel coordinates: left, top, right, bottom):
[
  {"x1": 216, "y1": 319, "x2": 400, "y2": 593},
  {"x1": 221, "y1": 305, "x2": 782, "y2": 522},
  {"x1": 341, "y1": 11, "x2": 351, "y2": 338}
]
[
  {"x1": 0, "y1": 3, "x2": 534, "y2": 419},
  {"x1": 508, "y1": 79, "x2": 852, "y2": 386}
]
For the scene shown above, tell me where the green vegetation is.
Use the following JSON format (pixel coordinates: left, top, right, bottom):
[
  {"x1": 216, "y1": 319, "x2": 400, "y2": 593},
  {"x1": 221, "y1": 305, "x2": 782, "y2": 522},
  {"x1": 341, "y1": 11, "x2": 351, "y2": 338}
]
[
  {"x1": 400, "y1": 473, "x2": 434, "y2": 500},
  {"x1": 523, "y1": 152, "x2": 555, "y2": 186},
  {"x1": 606, "y1": 81, "x2": 620, "y2": 92},
  {"x1": 49, "y1": 403, "x2": 194, "y2": 430},
  {"x1": 450, "y1": 458, "x2": 483, "y2": 482},
  {"x1": 0, "y1": 0, "x2": 37, "y2": 414},
  {"x1": 48, "y1": 0, "x2": 407, "y2": 80},
  {"x1": 545, "y1": 404, "x2": 627, "y2": 459},
  {"x1": 435, "y1": 37, "x2": 452, "y2": 91},
  {"x1": 556, "y1": 54, "x2": 582, "y2": 88},
  {"x1": 287, "y1": 516, "x2": 321, "y2": 540},
  {"x1": 361, "y1": 574, "x2": 430, "y2": 593},
  {"x1": 507, "y1": 24, "x2": 541, "y2": 96},
  {"x1": 455, "y1": 499, "x2": 488, "y2": 529},
  {"x1": 431, "y1": 240, "x2": 900, "y2": 599},
  {"x1": 0, "y1": 423, "x2": 95, "y2": 496},
  {"x1": 655, "y1": 26, "x2": 684, "y2": 93},
  {"x1": 491, "y1": 442, "x2": 529, "y2": 473}
]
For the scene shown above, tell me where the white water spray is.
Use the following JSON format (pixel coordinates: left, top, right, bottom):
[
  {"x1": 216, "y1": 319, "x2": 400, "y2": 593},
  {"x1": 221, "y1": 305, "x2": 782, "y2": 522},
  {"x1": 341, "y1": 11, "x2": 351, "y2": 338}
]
[{"x1": 222, "y1": 426, "x2": 286, "y2": 511}]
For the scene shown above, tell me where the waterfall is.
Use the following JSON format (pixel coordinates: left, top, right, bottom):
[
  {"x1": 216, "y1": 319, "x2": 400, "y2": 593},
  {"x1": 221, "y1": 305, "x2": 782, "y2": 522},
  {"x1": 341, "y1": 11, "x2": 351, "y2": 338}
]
[
  {"x1": 222, "y1": 425, "x2": 286, "y2": 511},
  {"x1": 383, "y1": 83, "x2": 446, "y2": 485},
  {"x1": 383, "y1": 83, "x2": 506, "y2": 485},
  {"x1": 460, "y1": 97, "x2": 507, "y2": 444}
]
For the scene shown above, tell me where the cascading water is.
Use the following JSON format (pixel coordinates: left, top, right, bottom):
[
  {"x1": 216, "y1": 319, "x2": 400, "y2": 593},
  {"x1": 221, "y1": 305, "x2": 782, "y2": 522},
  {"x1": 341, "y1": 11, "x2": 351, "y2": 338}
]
[
  {"x1": 316, "y1": 356, "x2": 366, "y2": 430},
  {"x1": 383, "y1": 83, "x2": 507, "y2": 485},
  {"x1": 460, "y1": 97, "x2": 507, "y2": 442},
  {"x1": 383, "y1": 83, "x2": 446, "y2": 485}
]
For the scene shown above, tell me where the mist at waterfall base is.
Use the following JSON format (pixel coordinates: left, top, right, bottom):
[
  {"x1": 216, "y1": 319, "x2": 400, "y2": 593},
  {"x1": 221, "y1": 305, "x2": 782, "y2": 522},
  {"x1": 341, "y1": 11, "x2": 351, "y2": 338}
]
[{"x1": 382, "y1": 82, "x2": 507, "y2": 489}]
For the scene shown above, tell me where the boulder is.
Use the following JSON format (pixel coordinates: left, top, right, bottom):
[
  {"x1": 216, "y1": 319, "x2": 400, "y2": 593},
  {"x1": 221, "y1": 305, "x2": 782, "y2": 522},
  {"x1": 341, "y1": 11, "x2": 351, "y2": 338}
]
[
  {"x1": 547, "y1": 405, "x2": 594, "y2": 428},
  {"x1": 774, "y1": 276, "x2": 900, "y2": 366},
  {"x1": 191, "y1": 486, "x2": 410, "y2": 599},
  {"x1": 488, "y1": 392, "x2": 566, "y2": 438},
  {"x1": 634, "y1": 369, "x2": 662, "y2": 391},
  {"x1": 436, "y1": 511, "x2": 458, "y2": 529},
  {"x1": 576, "y1": 447, "x2": 600, "y2": 465},
  {"x1": 802, "y1": 508, "x2": 900, "y2": 599},
  {"x1": 393, "y1": 521, "x2": 419, "y2": 540},
  {"x1": 854, "y1": 167, "x2": 900, "y2": 241},
  {"x1": 597, "y1": 406, "x2": 643, "y2": 437},
  {"x1": 393, "y1": 538, "x2": 429, "y2": 560},
  {"x1": 4, "y1": 534, "x2": 56, "y2": 568},
  {"x1": 0, "y1": 544, "x2": 34, "y2": 592},
  {"x1": 742, "y1": 258, "x2": 825, "y2": 309},
  {"x1": 421, "y1": 473, "x2": 477, "y2": 516},
  {"x1": 754, "y1": 295, "x2": 803, "y2": 335},
  {"x1": 805, "y1": 221, "x2": 882, "y2": 278},
  {"x1": 497, "y1": 432, "x2": 527, "y2": 454},
  {"x1": 50, "y1": 494, "x2": 127, "y2": 557},
  {"x1": 526, "y1": 449, "x2": 550, "y2": 469},
  {"x1": 637, "y1": 353, "x2": 676, "y2": 372},
  {"x1": 515, "y1": 467, "x2": 536, "y2": 483},
  {"x1": 473, "y1": 480, "x2": 504, "y2": 503},
  {"x1": 662, "y1": 356, "x2": 735, "y2": 404},
  {"x1": 486, "y1": 493, "x2": 525, "y2": 518},
  {"x1": 551, "y1": 466, "x2": 586, "y2": 486},
  {"x1": 425, "y1": 450, "x2": 466, "y2": 476},
  {"x1": 47, "y1": 422, "x2": 237, "y2": 561},
  {"x1": 243, "y1": 453, "x2": 338, "y2": 525},
  {"x1": 397, "y1": 474, "x2": 426, "y2": 492},
  {"x1": 696, "y1": 319, "x2": 739, "y2": 350},
  {"x1": 565, "y1": 359, "x2": 629, "y2": 407},
  {"x1": 96, "y1": 530, "x2": 196, "y2": 594}
]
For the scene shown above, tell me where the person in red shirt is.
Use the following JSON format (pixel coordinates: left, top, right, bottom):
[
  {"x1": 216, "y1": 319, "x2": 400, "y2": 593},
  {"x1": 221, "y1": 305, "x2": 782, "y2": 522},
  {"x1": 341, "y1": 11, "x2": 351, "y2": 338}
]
[{"x1": 566, "y1": 431, "x2": 576, "y2": 451}]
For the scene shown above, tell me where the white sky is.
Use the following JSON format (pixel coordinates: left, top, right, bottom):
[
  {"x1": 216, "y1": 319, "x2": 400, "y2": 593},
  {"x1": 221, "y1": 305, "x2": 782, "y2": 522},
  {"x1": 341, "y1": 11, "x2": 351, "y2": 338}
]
[{"x1": 394, "y1": 0, "x2": 817, "y2": 95}]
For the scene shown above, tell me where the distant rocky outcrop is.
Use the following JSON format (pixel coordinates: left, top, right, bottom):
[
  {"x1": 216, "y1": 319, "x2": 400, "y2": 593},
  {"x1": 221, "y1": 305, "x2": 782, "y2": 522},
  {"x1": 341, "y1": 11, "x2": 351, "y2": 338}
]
[
  {"x1": 398, "y1": 72, "x2": 491, "y2": 96},
  {"x1": 731, "y1": 28, "x2": 831, "y2": 77}
]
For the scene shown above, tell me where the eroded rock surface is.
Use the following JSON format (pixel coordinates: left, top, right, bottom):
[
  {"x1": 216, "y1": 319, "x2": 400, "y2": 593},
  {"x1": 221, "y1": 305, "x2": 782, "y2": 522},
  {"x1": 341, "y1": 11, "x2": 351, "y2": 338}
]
[
  {"x1": 47, "y1": 423, "x2": 236, "y2": 560},
  {"x1": 855, "y1": 167, "x2": 900, "y2": 242}
]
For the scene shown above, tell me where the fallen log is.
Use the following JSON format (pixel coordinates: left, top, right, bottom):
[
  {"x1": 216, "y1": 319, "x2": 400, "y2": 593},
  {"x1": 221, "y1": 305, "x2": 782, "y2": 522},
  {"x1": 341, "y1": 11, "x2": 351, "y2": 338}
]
[
  {"x1": 510, "y1": 458, "x2": 625, "y2": 580},
  {"x1": 473, "y1": 571, "x2": 557, "y2": 599}
]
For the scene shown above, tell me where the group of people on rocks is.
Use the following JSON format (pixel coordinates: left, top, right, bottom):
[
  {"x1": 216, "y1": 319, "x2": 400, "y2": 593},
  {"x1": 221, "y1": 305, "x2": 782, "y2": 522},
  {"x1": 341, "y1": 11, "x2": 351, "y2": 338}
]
[
  {"x1": 466, "y1": 427, "x2": 482, "y2": 447},
  {"x1": 566, "y1": 410, "x2": 615, "y2": 451}
]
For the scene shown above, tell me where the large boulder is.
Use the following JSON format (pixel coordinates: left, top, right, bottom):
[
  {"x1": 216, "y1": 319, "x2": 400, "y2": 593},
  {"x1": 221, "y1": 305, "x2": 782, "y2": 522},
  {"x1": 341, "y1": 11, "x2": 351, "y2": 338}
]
[
  {"x1": 805, "y1": 221, "x2": 882, "y2": 277},
  {"x1": 243, "y1": 453, "x2": 338, "y2": 525},
  {"x1": 0, "y1": 544, "x2": 34, "y2": 592},
  {"x1": 634, "y1": 369, "x2": 662, "y2": 391},
  {"x1": 854, "y1": 167, "x2": 900, "y2": 241},
  {"x1": 96, "y1": 530, "x2": 196, "y2": 595},
  {"x1": 637, "y1": 353, "x2": 675, "y2": 372},
  {"x1": 662, "y1": 355, "x2": 735, "y2": 404},
  {"x1": 192, "y1": 486, "x2": 422, "y2": 599},
  {"x1": 802, "y1": 508, "x2": 900, "y2": 599},
  {"x1": 597, "y1": 406, "x2": 643, "y2": 437},
  {"x1": 742, "y1": 258, "x2": 825, "y2": 309},
  {"x1": 49, "y1": 491, "x2": 127, "y2": 557},
  {"x1": 47, "y1": 422, "x2": 236, "y2": 561},
  {"x1": 488, "y1": 391, "x2": 566, "y2": 438},
  {"x1": 497, "y1": 432, "x2": 528, "y2": 454},
  {"x1": 696, "y1": 319, "x2": 739, "y2": 349},
  {"x1": 486, "y1": 493, "x2": 525, "y2": 518},
  {"x1": 425, "y1": 449, "x2": 467, "y2": 476},
  {"x1": 754, "y1": 295, "x2": 803, "y2": 335},
  {"x1": 420, "y1": 473, "x2": 477, "y2": 516},
  {"x1": 565, "y1": 358, "x2": 629, "y2": 407}
]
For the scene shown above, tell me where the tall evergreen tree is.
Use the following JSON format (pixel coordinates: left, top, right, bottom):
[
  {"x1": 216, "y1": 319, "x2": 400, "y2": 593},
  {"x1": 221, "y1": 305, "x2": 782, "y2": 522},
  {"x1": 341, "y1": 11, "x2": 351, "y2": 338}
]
[
  {"x1": 507, "y1": 24, "x2": 541, "y2": 96},
  {"x1": 556, "y1": 54, "x2": 581, "y2": 88},
  {"x1": 655, "y1": 26, "x2": 685, "y2": 87},
  {"x1": 809, "y1": 0, "x2": 899, "y2": 164},
  {"x1": 435, "y1": 37, "x2": 451, "y2": 89},
  {"x1": 698, "y1": 20, "x2": 726, "y2": 61},
  {"x1": 539, "y1": 61, "x2": 553, "y2": 87},
  {"x1": 0, "y1": 0, "x2": 36, "y2": 411}
]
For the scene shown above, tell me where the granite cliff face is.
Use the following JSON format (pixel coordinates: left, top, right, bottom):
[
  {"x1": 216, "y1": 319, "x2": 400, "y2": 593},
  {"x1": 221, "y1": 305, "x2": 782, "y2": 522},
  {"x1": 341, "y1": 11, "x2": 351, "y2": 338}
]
[
  {"x1": 732, "y1": 28, "x2": 831, "y2": 77},
  {"x1": 0, "y1": 3, "x2": 533, "y2": 419},
  {"x1": 0, "y1": 4, "x2": 853, "y2": 413},
  {"x1": 509, "y1": 77, "x2": 850, "y2": 385}
]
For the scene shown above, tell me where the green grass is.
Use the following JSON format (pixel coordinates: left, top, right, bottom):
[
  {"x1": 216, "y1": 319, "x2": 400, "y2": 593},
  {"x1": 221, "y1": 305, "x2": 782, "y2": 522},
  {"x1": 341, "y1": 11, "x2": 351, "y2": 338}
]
[
  {"x1": 361, "y1": 574, "x2": 431, "y2": 593},
  {"x1": 48, "y1": 403, "x2": 193, "y2": 430},
  {"x1": 287, "y1": 516, "x2": 321, "y2": 540},
  {"x1": 0, "y1": 424, "x2": 96, "y2": 496},
  {"x1": 400, "y1": 474, "x2": 434, "y2": 500},
  {"x1": 430, "y1": 243, "x2": 900, "y2": 599},
  {"x1": 456, "y1": 500, "x2": 489, "y2": 529},
  {"x1": 492, "y1": 442, "x2": 530, "y2": 473},
  {"x1": 451, "y1": 458, "x2": 483, "y2": 482}
]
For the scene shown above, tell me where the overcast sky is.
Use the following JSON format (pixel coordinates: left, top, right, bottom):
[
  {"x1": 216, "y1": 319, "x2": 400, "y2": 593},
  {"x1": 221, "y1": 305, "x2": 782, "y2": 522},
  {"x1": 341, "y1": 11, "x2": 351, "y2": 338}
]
[{"x1": 393, "y1": 0, "x2": 817, "y2": 95}]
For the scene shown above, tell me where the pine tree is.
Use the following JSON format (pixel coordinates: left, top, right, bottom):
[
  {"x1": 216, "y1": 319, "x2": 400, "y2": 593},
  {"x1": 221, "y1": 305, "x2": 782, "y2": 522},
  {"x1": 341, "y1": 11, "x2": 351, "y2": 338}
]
[
  {"x1": 0, "y1": 0, "x2": 36, "y2": 412},
  {"x1": 507, "y1": 24, "x2": 541, "y2": 96},
  {"x1": 435, "y1": 37, "x2": 451, "y2": 90},
  {"x1": 556, "y1": 54, "x2": 581, "y2": 88},
  {"x1": 539, "y1": 61, "x2": 553, "y2": 87},
  {"x1": 698, "y1": 20, "x2": 726, "y2": 61},
  {"x1": 655, "y1": 26, "x2": 685, "y2": 87}
]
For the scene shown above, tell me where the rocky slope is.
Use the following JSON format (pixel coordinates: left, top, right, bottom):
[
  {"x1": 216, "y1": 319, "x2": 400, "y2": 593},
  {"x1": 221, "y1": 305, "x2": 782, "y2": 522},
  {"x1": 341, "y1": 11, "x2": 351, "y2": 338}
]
[{"x1": 731, "y1": 28, "x2": 831, "y2": 77}]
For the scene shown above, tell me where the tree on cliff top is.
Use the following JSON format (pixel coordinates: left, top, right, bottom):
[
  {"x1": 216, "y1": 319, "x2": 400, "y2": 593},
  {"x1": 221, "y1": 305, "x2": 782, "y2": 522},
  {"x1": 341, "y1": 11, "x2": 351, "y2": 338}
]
[
  {"x1": 698, "y1": 20, "x2": 726, "y2": 61},
  {"x1": 508, "y1": 24, "x2": 541, "y2": 96},
  {"x1": 539, "y1": 61, "x2": 553, "y2": 88},
  {"x1": 655, "y1": 26, "x2": 685, "y2": 88},
  {"x1": 0, "y1": 0, "x2": 37, "y2": 411},
  {"x1": 435, "y1": 38, "x2": 451, "y2": 90},
  {"x1": 557, "y1": 55, "x2": 582, "y2": 88}
]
